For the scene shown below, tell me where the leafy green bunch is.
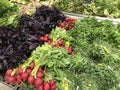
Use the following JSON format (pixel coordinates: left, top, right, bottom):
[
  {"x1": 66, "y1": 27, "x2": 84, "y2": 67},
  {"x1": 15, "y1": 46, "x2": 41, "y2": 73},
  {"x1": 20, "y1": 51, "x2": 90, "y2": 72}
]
[
  {"x1": 0, "y1": 0, "x2": 18, "y2": 17},
  {"x1": 0, "y1": 0, "x2": 19, "y2": 26}
]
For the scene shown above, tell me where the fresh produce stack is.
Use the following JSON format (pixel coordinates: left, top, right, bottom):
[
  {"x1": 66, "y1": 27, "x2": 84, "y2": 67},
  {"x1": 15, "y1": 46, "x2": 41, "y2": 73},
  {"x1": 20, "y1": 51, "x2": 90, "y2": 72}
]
[
  {"x1": 4, "y1": 18, "x2": 75, "y2": 90},
  {"x1": 3, "y1": 16, "x2": 120, "y2": 90},
  {"x1": 0, "y1": 5, "x2": 66, "y2": 74}
]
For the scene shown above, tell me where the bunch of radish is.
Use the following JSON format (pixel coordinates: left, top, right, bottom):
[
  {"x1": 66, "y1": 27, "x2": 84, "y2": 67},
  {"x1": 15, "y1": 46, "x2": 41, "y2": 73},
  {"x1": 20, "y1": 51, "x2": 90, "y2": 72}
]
[
  {"x1": 39, "y1": 34, "x2": 53, "y2": 44},
  {"x1": 58, "y1": 17, "x2": 76, "y2": 30},
  {"x1": 52, "y1": 39, "x2": 73, "y2": 55},
  {"x1": 4, "y1": 61, "x2": 56, "y2": 90},
  {"x1": 39, "y1": 34, "x2": 73, "y2": 55}
]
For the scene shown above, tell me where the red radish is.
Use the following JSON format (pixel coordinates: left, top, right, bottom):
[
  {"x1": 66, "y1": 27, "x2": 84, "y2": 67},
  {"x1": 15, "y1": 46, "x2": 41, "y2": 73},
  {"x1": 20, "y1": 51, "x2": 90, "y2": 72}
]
[
  {"x1": 68, "y1": 47, "x2": 73, "y2": 55},
  {"x1": 17, "y1": 67, "x2": 23, "y2": 75},
  {"x1": 67, "y1": 26, "x2": 72, "y2": 30},
  {"x1": 27, "y1": 76, "x2": 35, "y2": 85},
  {"x1": 37, "y1": 85, "x2": 43, "y2": 90},
  {"x1": 49, "y1": 80, "x2": 55, "y2": 86},
  {"x1": 60, "y1": 23, "x2": 65, "y2": 28},
  {"x1": 69, "y1": 18, "x2": 75, "y2": 21},
  {"x1": 21, "y1": 72, "x2": 29, "y2": 80},
  {"x1": 8, "y1": 76, "x2": 15, "y2": 84},
  {"x1": 37, "y1": 72, "x2": 43, "y2": 78},
  {"x1": 16, "y1": 75, "x2": 21, "y2": 79},
  {"x1": 44, "y1": 34, "x2": 49, "y2": 38},
  {"x1": 71, "y1": 23, "x2": 75, "y2": 27},
  {"x1": 50, "y1": 84, "x2": 56, "y2": 90},
  {"x1": 47, "y1": 40, "x2": 52, "y2": 44},
  {"x1": 38, "y1": 68, "x2": 43, "y2": 72},
  {"x1": 65, "y1": 18, "x2": 69, "y2": 22},
  {"x1": 4, "y1": 75, "x2": 9, "y2": 81},
  {"x1": 57, "y1": 39, "x2": 64, "y2": 45},
  {"x1": 44, "y1": 37, "x2": 48, "y2": 42},
  {"x1": 5, "y1": 69, "x2": 13, "y2": 76},
  {"x1": 63, "y1": 26, "x2": 66, "y2": 29},
  {"x1": 30, "y1": 62, "x2": 35, "y2": 69},
  {"x1": 16, "y1": 74, "x2": 21, "y2": 79},
  {"x1": 39, "y1": 69, "x2": 45, "y2": 74},
  {"x1": 44, "y1": 83, "x2": 50, "y2": 90},
  {"x1": 15, "y1": 80, "x2": 21, "y2": 85},
  {"x1": 39, "y1": 37, "x2": 44, "y2": 41},
  {"x1": 26, "y1": 69, "x2": 32, "y2": 74},
  {"x1": 65, "y1": 21, "x2": 69, "y2": 25},
  {"x1": 34, "y1": 78, "x2": 43, "y2": 88},
  {"x1": 16, "y1": 75, "x2": 22, "y2": 82}
]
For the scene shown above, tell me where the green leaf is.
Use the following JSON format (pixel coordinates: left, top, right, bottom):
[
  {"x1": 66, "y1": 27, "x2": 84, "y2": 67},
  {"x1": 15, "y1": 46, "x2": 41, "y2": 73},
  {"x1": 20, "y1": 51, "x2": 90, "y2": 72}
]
[
  {"x1": 62, "y1": 58, "x2": 71, "y2": 65},
  {"x1": 47, "y1": 62, "x2": 54, "y2": 68}
]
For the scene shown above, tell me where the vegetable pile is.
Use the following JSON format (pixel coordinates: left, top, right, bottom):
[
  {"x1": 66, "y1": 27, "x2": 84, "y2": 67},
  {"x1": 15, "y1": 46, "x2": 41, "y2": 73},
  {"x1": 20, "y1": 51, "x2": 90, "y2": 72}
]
[
  {"x1": 5, "y1": 61, "x2": 56, "y2": 90},
  {"x1": 58, "y1": 17, "x2": 76, "y2": 30},
  {"x1": 4, "y1": 24, "x2": 75, "y2": 90},
  {"x1": 0, "y1": 5, "x2": 66, "y2": 74},
  {"x1": 3, "y1": 16, "x2": 120, "y2": 90}
]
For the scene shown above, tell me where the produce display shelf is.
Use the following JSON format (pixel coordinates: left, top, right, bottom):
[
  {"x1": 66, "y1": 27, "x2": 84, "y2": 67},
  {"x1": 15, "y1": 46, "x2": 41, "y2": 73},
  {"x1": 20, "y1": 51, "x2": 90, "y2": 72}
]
[{"x1": 63, "y1": 12, "x2": 120, "y2": 24}]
